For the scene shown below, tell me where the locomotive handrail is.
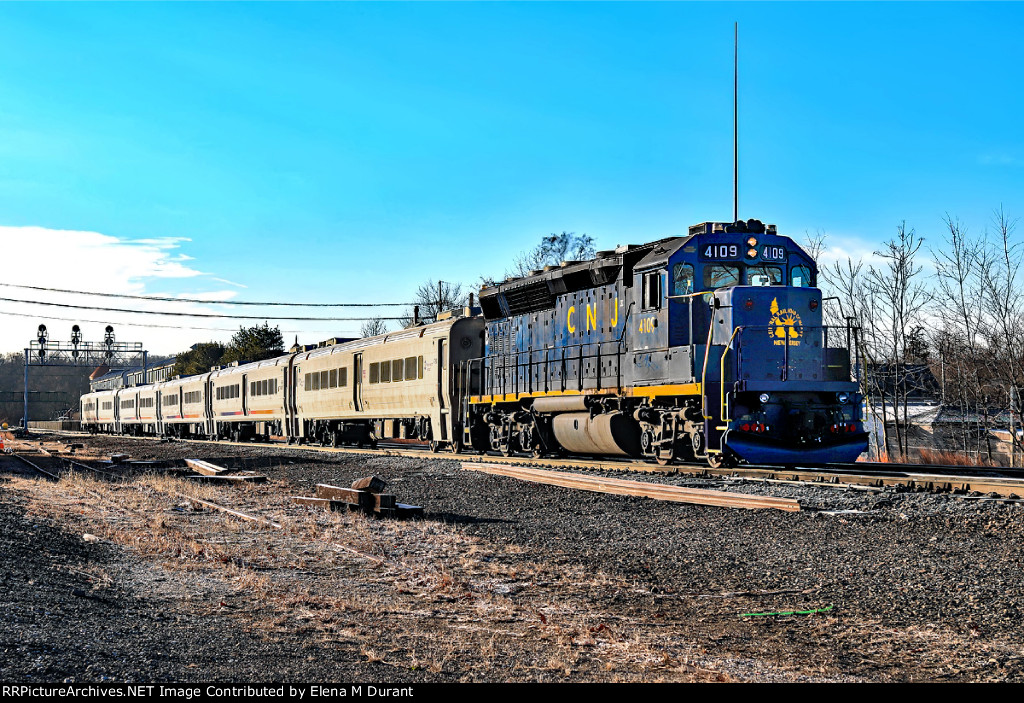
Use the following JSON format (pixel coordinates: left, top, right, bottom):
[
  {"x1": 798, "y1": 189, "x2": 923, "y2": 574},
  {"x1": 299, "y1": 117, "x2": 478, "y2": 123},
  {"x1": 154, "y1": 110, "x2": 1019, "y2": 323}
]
[
  {"x1": 700, "y1": 299, "x2": 717, "y2": 422},
  {"x1": 466, "y1": 302, "x2": 636, "y2": 402},
  {"x1": 719, "y1": 327, "x2": 743, "y2": 427}
]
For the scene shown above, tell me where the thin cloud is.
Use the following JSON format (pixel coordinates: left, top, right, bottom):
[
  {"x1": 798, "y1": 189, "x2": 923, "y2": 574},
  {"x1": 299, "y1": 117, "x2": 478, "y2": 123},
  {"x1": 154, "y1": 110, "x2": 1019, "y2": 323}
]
[
  {"x1": 0, "y1": 225, "x2": 231, "y2": 353},
  {"x1": 978, "y1": 153, "x2": 1021, "y2": 167}
]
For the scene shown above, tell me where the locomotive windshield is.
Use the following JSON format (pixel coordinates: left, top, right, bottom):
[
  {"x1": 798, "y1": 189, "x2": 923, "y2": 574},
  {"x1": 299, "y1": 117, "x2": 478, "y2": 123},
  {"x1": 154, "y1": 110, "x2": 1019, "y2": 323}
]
[
  {"x1": 703, "y1": 264, "x2": 740, "y2": 289},
  {"x1": 790, "y1": 264, "x2": 814, "y2": 287},
  {"x1": 746, "y1": 265, "x2": 784, "y2": 286}
]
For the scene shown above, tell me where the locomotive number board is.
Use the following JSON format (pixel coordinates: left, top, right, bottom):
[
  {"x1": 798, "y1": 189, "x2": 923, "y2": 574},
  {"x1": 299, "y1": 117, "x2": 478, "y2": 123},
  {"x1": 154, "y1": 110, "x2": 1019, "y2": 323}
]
[{"x1": 700, "y1": 243, "x2": 788, "y2": 261}]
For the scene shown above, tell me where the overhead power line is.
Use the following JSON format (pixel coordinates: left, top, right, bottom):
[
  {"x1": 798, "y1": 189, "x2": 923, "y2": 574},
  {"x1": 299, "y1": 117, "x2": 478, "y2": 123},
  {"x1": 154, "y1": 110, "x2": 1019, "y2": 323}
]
[
  {"x1": 0, "y1": 296, "x2": 408, "y2": 322},
  {"x1": 0, "y1": 307, "x2": 309, "y2": 334},
  {"x1": 0, "y1": 282, "x2": 412, "y2": 307}
]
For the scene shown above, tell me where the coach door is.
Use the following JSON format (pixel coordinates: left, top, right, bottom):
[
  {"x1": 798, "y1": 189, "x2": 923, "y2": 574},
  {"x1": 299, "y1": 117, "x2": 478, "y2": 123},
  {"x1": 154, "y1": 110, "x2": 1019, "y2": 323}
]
[
  {"x1": 352, "y1": 353, "x2": 363, "y2": 411},
  {"x1": 205, "y1": 379, "x2": 215, "y2": 435},
  {"x1": 437, "y1": 340, "x2": 448, "y2": 440},
  {"x1": 285, "y1": 361, "x2": 298, "y2": 437}
]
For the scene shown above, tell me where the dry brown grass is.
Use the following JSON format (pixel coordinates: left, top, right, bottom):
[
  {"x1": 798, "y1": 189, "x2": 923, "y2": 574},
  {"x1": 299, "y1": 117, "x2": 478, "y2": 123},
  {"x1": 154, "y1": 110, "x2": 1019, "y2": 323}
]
[
  {"x1": 3, "y1": 468, "x2": 791, "y2": 682},
  {"x1": 863, "y1": 449, "x2": 993, "y2": 467}
]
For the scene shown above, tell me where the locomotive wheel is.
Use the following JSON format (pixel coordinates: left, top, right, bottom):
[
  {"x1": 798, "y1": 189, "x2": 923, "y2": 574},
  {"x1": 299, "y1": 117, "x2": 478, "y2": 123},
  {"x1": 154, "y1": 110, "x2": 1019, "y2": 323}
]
[
  {"x1": 655, "y1": 444, "x2": 675, "y2": 466},
  {"x1": 500, "y1": 432, "x2": 519, "y2": 457},
  {"x1": 706, "y1": 453, "x2": 726, "y2": 469}
]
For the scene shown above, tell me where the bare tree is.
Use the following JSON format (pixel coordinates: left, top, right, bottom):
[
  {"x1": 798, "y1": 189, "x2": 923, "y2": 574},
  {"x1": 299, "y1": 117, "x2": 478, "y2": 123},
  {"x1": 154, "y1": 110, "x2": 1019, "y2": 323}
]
[
  {"x1": 507, "y1": 232, "x2": 595, "y2": 279},
  {"x1": 802, "y1": 228, "x2": 828, "y2": 261},
  {"x1": 977, "y1": 207, "x2": 1024, "y2": 460},
  {"x1": 400, "y1": 280, "x2": 467, "y2": 327},
  {"x1": 360, "y1": 318, "x2": 388, "y2": 337},
  {"x1": 931, "y1": 215, "x2": 987, "y2": 455},
  {"x1": 821, "y1": 256, "x2": 889, "y2": 457},
  {"x1": 866, "y1": 222, "x2": 931, "y2": 459}
]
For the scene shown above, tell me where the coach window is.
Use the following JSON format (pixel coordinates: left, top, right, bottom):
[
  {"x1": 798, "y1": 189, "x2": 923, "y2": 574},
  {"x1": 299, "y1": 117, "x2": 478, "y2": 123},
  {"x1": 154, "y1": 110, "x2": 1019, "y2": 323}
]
[
  {"x1": 641, "y1": 271, "x2": 662, "y2": 310},
  {"x1": 703, "y1": 264, "x2": 740, "y2": 290},
  {"x1": 380, "y1": 361, "x2": 391, "y2": 383},
  {"x1": 672, "y1": 263, "x2": 694, "y2": 296},
  {"x1": 791, "y1": 265, "x2": 814, "y2": 288},
  {"x1": 369, "y1": 363, "x2": 380, "y2": 384},
  {"x1": 320, "y1": 370, "x2": 329, "y2": 390},
  {"x1": 405, "y1": 356, "x2": 417, "y2": 381},
  {"x1": 392, "y1": 358, "x2": 404, "y2": 382},
  {"x1": 339, "y1": 368, "x2": 348, "y2": 387},
  {"x1": 747, "y1": 266, "x2": 783, "y2": 287}
]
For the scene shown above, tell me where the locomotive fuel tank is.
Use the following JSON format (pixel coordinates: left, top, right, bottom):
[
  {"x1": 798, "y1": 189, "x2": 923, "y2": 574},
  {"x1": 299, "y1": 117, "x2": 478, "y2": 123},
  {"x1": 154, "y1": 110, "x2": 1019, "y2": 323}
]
[{"x1": 551, "y1": 411, "x2": 642, "y2": 457}]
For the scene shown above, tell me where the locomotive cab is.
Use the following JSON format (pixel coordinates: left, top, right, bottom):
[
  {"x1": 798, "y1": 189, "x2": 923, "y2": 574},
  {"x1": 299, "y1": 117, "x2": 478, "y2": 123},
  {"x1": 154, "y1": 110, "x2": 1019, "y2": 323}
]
[{"x1": 707, "y1": 283, "x2": 868, "y2": 464}]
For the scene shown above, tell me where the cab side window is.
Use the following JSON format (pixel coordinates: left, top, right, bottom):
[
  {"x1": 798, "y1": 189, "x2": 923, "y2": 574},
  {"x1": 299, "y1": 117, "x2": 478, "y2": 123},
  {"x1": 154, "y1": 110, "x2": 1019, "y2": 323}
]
[
  {"x1": 672, "y1": 263, "x2": 694, "y2": 296},
  {"x1": 641, "y1": 271, "x2": 662, "y2": 310}
]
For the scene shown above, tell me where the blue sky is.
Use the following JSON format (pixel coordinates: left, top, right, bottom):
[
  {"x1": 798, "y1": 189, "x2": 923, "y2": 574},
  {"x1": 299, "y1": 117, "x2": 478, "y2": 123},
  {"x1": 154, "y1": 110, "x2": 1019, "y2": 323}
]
[{"x1": 0, "y1": 2, "x2": 1021, "y2": 353}]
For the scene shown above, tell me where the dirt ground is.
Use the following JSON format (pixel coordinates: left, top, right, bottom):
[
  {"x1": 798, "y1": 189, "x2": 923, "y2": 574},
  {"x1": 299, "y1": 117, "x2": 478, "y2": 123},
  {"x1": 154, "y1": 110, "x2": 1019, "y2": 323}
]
[{"x1": 3, "y1": 433, "x2": 1024, "y2": 683}]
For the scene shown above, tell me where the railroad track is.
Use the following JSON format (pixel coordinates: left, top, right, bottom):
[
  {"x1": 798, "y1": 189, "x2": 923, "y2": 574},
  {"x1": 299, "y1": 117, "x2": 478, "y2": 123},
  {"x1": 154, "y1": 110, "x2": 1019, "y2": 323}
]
[{"x1": 38, "y1": 430, "x2": 1024, "y2": 499}]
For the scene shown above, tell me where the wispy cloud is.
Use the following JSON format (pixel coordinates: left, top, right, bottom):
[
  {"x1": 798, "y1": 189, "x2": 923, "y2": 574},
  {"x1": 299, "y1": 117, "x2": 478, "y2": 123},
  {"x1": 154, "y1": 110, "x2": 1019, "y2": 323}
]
[
  {"x1": 0, "y1": 226, "x2": 235, "y2": 353},
  {"x1": 978, "y1": 153, "x2": 1022, "y2": 167},
  {"x1": 210, "y1": 277, "x2": 248, "y2": 289}
]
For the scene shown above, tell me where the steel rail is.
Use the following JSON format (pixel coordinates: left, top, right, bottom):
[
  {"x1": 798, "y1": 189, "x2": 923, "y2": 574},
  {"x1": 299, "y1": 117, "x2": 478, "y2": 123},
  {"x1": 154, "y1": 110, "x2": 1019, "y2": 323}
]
[
  {"x1": 9, "y1": 452, "x2": 61, "y2": 480},
  {"x1": 41, "y1": 430, "x2": 1024, "y2": 498}
]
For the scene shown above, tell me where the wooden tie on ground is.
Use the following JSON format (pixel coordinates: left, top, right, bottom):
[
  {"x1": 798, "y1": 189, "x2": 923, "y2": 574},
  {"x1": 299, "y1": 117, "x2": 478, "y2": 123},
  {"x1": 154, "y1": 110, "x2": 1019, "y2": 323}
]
[
  {"x1": 461, "y1": 462, "x2": 802, "y2": 512},
  {"x1": 291, "y1": 476, "x2": 423, "y2": 518},
  {"x1": 183, "y1": 458, "x2": 266, "y2": 484}
]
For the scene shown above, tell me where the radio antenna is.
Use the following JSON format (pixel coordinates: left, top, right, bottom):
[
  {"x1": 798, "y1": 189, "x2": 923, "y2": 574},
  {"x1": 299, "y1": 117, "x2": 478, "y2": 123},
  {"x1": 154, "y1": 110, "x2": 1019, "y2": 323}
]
[{"x1": 733, "y1": 21, "x2": 739, "y2": 223}]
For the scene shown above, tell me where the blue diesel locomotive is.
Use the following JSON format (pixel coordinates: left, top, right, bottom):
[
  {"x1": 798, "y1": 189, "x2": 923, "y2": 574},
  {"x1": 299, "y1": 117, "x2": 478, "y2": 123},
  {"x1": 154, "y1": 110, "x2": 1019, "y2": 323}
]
[{"x1": 462, "y1": 219, "x2": 868, "y2": 466}]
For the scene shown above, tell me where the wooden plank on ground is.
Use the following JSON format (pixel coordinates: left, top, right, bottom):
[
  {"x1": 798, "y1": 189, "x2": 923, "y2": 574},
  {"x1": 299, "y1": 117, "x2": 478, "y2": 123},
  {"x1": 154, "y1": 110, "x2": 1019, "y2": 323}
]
[
  {"x1": 184, "y1": 458, "x2": 228, "y2": 475},
  {"x1": 461, "y1": 462, "x2": 801, "y2": 512},
  {"x1": 315, "y1": 483, "x2": 374, "y2": 509},
  {"x1": 351, "y1": 475, "x2": 387, "y2": 492},
  {"x1": 374, "y1": 493, "x2": 397, "y2": 511},
  {"x1": 183, "y1": 474, "x2": 267, "y2": 484},
  {"x1": 180, "y1": 494, "x2": 282, "y2": 528},
  {"x1": 292, "y1": 496, "x2": 362, "y2": 512}
]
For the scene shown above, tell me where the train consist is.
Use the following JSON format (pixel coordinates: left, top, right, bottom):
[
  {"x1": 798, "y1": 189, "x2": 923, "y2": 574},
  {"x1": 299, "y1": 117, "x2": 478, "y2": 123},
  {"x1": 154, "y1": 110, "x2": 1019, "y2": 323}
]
[{"x1": 81, "y1": 219, "x2": 868, "y2": 466}]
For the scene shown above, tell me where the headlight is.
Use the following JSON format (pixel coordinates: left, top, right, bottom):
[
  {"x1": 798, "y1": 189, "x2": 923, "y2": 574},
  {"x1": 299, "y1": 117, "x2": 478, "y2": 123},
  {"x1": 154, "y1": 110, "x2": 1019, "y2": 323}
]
[
  {"x1": 837, "y1": 392, "x2": 849, "y2": 404},
  {"x1": 759, "y1": 393, "x2": 770, "y2": 404}
]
